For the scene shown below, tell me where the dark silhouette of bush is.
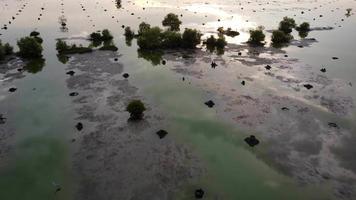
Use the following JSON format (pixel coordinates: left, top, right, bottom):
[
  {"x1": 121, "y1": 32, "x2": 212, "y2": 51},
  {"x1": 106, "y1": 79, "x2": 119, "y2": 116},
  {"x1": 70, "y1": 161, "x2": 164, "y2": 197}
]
[
  {"x1": 56, "y1": 39, "x2": 92, "y2": 54},
  {"x1": 89, "y1": 29, "x2": 113, "y2": 41},
  {"x1": 101, "y1": 29, "x2": 113, "y2": 41},
  {"x1": 0, "y1": 41, "x2": 14, "y2": 60},
  {"x1": 137, "y1": 27, "x2": 163, "y2": 49},
  {"x1": 136, "y1": 23, "x2": 200, "y2": 50},
  {"x1": 30, "y1": 31, "x2": 40, "y2": 37},
  {"x1": 205, "y1": 35, "x2": 227, "y2": 51},
  {"x1": 217, "y1": 27, "x2": 239, "y2": 37},
  {"x1": 248, "y1": 28, "x2": 265, "y2": 45},
  {"x1": 296, "y1": 22, "x2": 310, "y2": 38},
  {"x1": 99, "y1": 41, "x2": 118, "y2": 51},
  {"x1": 161, "y1": 30, "x2": 182, "y2": 48},
  {"x1": 206, "y1": 35, "x2": 217, "y2": 50},
  {"x1": 138, "y1": 22, "x2": 151, "y2": 35},
  {"x1": 0, "y1": 47, "x2": 4, "y2": 61},
  {"x1": 89, "y1": 32, "x2": 102, "y2": 41},
  {"x1": 124, "y1": 27, "x2": 135, "y2": 39},
  {"x1": 33, "y1": 36, "x2": 43, "y2": 44},
  {"x1": 17, "y1": 37, "x2": 43, "y2": 59},
  {"x1": 182, "y1": 28, "x2": 202, "y2": 48},
  {"x1": 278, "y1": 17, "x2": 296, "y2": 34},
  {"x1": 271, "y1": 30, "x2": 293, "y2": 44},
  {"x1": 126, "y1": 100, "x2": 146, "y2": 120},
  {"x1": 215, "y1": 36, "x2": 227, "y2": 49},
  {"x1": 162, "y1": 13, "x2": 182, "y2": 31},
  {"x1": 296, "y1": 22, "x2": 310, "y2": 32}
]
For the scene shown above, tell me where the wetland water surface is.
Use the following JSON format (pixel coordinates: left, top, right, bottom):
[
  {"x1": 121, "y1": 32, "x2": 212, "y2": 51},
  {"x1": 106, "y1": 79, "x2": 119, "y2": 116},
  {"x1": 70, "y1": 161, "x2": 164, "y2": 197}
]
[{"x1": 0, "y1": 0, "x2": 355, "y2": 199}]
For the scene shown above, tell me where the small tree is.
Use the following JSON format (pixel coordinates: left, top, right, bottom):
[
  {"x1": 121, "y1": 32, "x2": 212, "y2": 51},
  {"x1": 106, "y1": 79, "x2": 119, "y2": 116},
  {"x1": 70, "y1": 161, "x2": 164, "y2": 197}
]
[
  {"x1": 17, "y1": 37, "x2": 43, "y2": 59},
  {"x1": 137, "y1": 27, "x2": 162, "y2": 49},
  {"x1": 138, "y1": 22, "x2": 151, "y2": 35},
  {"x1": 182, "y1": 28, "x2": 202, "y2": 48},
  {"x1": 89, "y1": 32, "x2": 102, "y2": 41},
  {"x1": 124, "y1": 27, "x2": 135, "y2": 38},
  {"x1": 56, "y1": 39, "x2": 69, "y2": 52},
  {"x1": 278, "y1": 17, "x2": 296, "y2": 34},
  {"x1": 161, "y1": 30, "x2": 182, "y2": 48},
  {"x1": 271, "y1": 30, "x2": 293, "y2": 44},
  {"x1": 296, "y1": 22, "x2": 310, "y2": 38},
  {"x1": 0, "y1": 40, "x2": 12, "y2": 60},
  {"x1": 101, "y1": 29, "x2": 113, "y2": 41},
  {"x1": 296, "y1": 22, "x2": 310, "y2": 32},
  {"x1": 30, "y1": 31, "x2": 40, "y2": 37},
  {"x1": 216, "y1": 36, "x2": 227, "y2": 49},
  {"x1": 126, "y1": 100, "x2": 146, "y2": 120},
  {"x1": 206, "y1": 35, "x2": 217, "y2": 49},
  {"x1": 162, "y1": 13, "x2": 182, "y2": 31},
  {"x1": 248, "y1": 28, "x2": 265, "y2": 45}
]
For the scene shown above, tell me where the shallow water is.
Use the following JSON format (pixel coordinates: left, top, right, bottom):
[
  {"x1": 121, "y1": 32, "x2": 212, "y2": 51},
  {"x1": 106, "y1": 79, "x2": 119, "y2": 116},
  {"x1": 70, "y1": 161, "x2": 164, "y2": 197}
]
[{"x1": 0, "y1": 0, "x2": 356, "y2": 199}]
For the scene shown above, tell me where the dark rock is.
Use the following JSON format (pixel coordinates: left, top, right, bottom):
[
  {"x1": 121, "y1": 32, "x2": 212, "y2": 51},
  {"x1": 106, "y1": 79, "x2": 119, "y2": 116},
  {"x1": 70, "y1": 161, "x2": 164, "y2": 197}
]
[
  {"x1": 75, "y1": 122, "x2": 83, "y2": 131},
  {"x1": 284, "y1": 54, "x2": 288, "y2": 57},
  {"x1": 332, "y1": 57, "x2": 339, "y2": 60},
  {"x1": 241, "y1": 80, "x2": 245, "y2": 85},
  {"x1": 281, "y1": 107, "x2": 289, "y2": 111},
  {"x1": 320, "y1": 68, "x2": 326, "y2": 73},
  {"x1": 265, "y1": 65, "x2": 271, "y2": 70},
  {"x1": 161, "y1": 60, "x2": 166, "y2": 65},
  {"x1": 328, "y1": 122, "x2": 339, "y2": 128},
  {"x1": 114, "y1": 58, "x2": 118, "y2": 61},
  {"x1": 204, "y1": 100, "x2": 215, "y2": 108},
  {"x1": 238, "y1": 52, "x2": 242, "y2": 56},
  {"x1": 156, "y1": 130, "x2": 168, "y2": 139},
  {"x1": 303, "y1": 84, "x2": 313, "y2": 90},
  {"x1": 69, "y1": 92, "x2": 79, "y2": 96},
  {"x1": 66, "y1": 70, "x2": 75, "y2": 76},
  {"x1": 244, "y1": 135, "x2": 260, "y2": 147},
  {"x1": 195, "y1": 189, "x2": 204, "y2": 199},
  {"x1": 8, "y1": 87, "x2": 17, "y2": 92},
  {"x1": 123, "y1": 73, "x2": 129, "y2": 78}
]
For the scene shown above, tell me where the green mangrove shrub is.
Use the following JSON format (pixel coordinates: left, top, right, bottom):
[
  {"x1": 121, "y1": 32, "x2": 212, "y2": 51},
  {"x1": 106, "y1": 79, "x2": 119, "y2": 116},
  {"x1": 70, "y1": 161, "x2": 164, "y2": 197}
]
[
  {"x1": 126, "y1": 100, "x2": 146, "y2": 120},
  {"x1": 182, "y1": 28, "x2": 202, "y2": 48},
  {"x1": 278, "y1": 17, "x2": 296, "y2": 34},
  {"x1": 162, "y1": 13, "x2": 182, "y2": 31},
  {"x1": 56, "y1": 39, "x2": 92, "y2": 54},
  {"x1": 89, "y1": 29, "x2": 113, "y2": 41},
  {"x1": 17, "y1": 36, "x2": 43, "y2": 59},
  {"x1": 248, "y1": 27, "x2": 265, "y2": 45},
  {"x1": 271, "y1": 30, "x2": 293, "y2": 44},
  {"x1": 0, "y1": 40, "x2": 13, "y2": 60}
]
